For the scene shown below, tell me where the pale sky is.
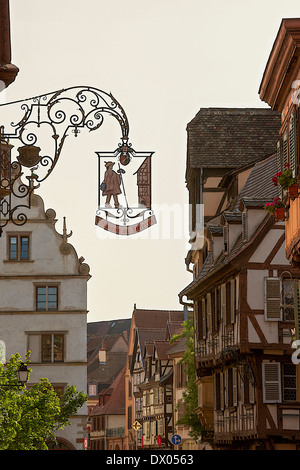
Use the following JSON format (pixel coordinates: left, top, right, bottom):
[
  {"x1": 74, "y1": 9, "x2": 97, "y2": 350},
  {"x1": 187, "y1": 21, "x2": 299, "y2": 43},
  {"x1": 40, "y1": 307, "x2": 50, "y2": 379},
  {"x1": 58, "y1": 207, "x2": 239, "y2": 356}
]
[{"x1": 2, "y1": 0, "x2": 300, "y2": 322}]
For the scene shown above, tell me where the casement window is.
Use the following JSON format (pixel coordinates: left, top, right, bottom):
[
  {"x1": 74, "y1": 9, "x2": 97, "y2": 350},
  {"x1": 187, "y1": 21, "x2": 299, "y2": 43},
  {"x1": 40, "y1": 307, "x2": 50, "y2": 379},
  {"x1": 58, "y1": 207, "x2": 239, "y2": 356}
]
[
  {"x1": 240, "y1": 367, "x2": 255, "y2": 405},
  {"x1": 36, "y1": 286, "x2": 58, "y2": 311},
  {"x1": 264, "y1": 277, "x2": 295, "y2": 321},
  {"x1": 28, "y1": 333, "x2": 65, "y2": 363},
  {"x1": 89, "y1": 384, "x2": 97, "y2": 396},
  {"x1": 157, "y1": 419, "x2": 164, "y2": 436},
  {"x1": 176, "y1": 362, "x2": 187, "y2": 388},
  {"x1": 262, "y1": 362, "x2": 297, "y2": 403},
  {"x1": 283, "y1": 363, "x2": 297, "y2": 401},
  {"x1": 277, "y1": 110, "x2": 298, "y2": 177},
  {"x1": 8, "y1": 234, "x2": 30, "y2": 260}
]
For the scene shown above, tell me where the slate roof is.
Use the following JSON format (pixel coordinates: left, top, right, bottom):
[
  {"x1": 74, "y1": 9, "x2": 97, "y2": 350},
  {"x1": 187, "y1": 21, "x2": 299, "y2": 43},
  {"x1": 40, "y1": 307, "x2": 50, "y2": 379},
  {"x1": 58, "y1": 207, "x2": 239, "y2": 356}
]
[{"x1": 187, "y1": 107, "x2": 281, "y2": 170}]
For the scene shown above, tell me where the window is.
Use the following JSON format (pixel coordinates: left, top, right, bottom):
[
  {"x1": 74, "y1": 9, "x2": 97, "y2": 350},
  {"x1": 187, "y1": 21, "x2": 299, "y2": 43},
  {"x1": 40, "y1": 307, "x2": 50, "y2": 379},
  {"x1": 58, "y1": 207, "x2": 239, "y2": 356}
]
[
  {"x1": 36, "y1": 286, "x2": 58, "y2": 311},
  {"x1": 264, "y1": 277, "x2": 296, "y2": 321},
  {"x1": 28, "y1": 333, "x2": 65, "y2": 363},
  {"x1": 41, "y1": 334, "x2": 64, "y2": 362},
  {"x1": 283, "y1": 363, "x2": 297, "y2": 401},
  {"x1": 282, "y1": 279, "x2": 295, "y2": 321},
  {"x1": 9, "y1": 235, "x2": 30, "y2": 260},
  {"x1": 89, "y1": 384, "x2": 97, "y2": 396}
]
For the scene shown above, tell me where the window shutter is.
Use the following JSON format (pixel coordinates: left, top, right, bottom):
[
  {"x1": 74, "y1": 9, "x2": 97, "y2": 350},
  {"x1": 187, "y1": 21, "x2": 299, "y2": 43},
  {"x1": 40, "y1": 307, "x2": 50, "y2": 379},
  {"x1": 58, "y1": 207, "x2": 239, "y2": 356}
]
[
  {"x1": 233, "y1": 368, "x2": 238, "y2": 406},
  {"x1": 202, "y1": 298, "x2": 206, "y2": 339},
  {"x1": 224, "y1": 369, "x2": 228, "y2": 408},
  {"x1": 283, "y1": 133, "x2": 288, "y2": 169},
  {"x1": 249, "y1": 380, "x2": 255, "y2": 404},
  {"x1": 221, "y1": 284, "x2": 226, "y2": 324},
  {"x1": 289, "y1": 113, "x2": 297, "y2": 177},
  {"x1": 207, "y1": 293, "x2": 212, "y2": 333},
  {"x1": 294, "y1": 280, "x2": 300, "y2": 341},
  {"x1": 230, "y1": 279, "x2": 236, "y2": 323},
  {"x1": 277, "y1": 138, "x2": 283, "y2": 173},
  {"x1": 28, "y1": 334, "x2": 40, "y2": 363},
  {"x1": 220, "y1": 372, "x2": 224, "y2": 410},
  {"x1": 264, "y1": 277, "x2": 282, "y2": 321},
  {"x1": 262, "y1": 362, "x2": 282, "y2": 403}
]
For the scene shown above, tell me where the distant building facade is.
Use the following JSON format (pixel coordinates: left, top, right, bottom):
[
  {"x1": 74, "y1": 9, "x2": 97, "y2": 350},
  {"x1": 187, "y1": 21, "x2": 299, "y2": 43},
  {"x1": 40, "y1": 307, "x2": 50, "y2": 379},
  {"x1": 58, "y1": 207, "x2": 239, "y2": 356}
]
[{"x1": 0, "y1": 193, "x2": 90, "y2": 450}]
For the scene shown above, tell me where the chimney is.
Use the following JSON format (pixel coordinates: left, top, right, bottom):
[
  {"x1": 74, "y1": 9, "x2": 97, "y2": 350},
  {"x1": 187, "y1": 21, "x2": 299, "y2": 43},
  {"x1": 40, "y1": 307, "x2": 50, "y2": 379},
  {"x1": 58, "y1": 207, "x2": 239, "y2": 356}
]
[{"x1": 123, "y1": 331, "x2": 128, "y2": 343}]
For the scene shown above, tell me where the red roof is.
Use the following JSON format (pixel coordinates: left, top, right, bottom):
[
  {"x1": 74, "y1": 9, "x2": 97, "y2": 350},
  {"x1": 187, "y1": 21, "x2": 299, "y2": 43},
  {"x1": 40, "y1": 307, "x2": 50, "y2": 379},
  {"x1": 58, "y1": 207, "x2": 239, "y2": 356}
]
[{"x1": 90, "y1": 366, "x2": 126, "y2": 416}]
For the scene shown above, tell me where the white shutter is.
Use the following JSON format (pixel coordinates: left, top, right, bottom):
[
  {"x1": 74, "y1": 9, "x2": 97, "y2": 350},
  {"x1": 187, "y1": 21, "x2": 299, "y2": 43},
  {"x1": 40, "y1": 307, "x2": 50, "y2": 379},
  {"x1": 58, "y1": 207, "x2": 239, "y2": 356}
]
[
  {"x1": 264, "y1": 277, "x2": 282, "y2": 321},
  {"x1": 262, "y1": 362, "x2": 282, "y2": 403},
  {"x1": 28, "y1": 334, "x2": 40, "y2": 363}
]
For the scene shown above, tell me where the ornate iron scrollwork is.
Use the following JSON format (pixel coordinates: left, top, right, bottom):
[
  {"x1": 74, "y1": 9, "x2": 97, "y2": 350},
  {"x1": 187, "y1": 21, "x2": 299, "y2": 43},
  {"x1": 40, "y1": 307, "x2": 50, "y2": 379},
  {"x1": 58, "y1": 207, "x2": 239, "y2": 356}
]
[
  {"x1": 0, "y1": 86, "x2": 156, "y2": 233},
  {"x1": 220, "y1": 346, "x2": 256, "y2": 386}
]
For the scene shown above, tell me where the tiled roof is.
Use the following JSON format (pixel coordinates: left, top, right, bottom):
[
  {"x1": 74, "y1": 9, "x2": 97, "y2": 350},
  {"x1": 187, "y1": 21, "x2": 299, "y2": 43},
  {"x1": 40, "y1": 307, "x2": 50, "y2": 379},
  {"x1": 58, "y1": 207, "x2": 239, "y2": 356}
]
[
  {"x1": 90, "y1": 366, "x2": 126, "y2": 416},
  {"x1": 134, "y1": 309, "x2": 183, "y2": 328},
  {"x1": 168, "y1": 336, "x2": 187, "y2": 356},
  {"x1": 154, "y1": 340, "x2": 173, "y2": 360},
  {"x1": 187, "y1": 108, "x2": 281, "y2": 169},
  {"x1": 180, "y1": 154, "x2": 279, "y2": 297},
  {"x1": 233, "y1": 153, "x2": 279, "y2": 209}
]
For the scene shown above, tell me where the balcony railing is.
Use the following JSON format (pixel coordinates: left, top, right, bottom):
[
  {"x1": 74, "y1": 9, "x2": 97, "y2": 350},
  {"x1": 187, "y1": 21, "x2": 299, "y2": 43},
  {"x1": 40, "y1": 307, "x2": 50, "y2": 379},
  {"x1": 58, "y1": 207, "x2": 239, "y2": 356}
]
[{"x1": 106, "y1": 427, "x2": 125, "y2": 437}]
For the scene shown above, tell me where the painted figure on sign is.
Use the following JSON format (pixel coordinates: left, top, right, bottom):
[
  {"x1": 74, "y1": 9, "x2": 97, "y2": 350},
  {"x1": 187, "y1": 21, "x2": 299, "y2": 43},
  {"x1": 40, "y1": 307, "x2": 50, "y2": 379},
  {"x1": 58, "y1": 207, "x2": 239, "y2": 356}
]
[{"x1": 102, "y1": 161, "x2": 125, "y2": 208}]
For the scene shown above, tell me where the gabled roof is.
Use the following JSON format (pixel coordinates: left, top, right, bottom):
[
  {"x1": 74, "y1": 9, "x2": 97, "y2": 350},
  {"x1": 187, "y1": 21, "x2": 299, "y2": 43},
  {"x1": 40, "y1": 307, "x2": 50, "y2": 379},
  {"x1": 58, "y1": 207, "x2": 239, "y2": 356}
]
[
  {"x1": 90, "y1": 366, "x2": 126, "y2": 416},
  {"x1": 186, "y1": 108, "x2": 281, "y2": 171},
  {"x1": 180, "y1": 153, "x2": 280, "y2": 299}
]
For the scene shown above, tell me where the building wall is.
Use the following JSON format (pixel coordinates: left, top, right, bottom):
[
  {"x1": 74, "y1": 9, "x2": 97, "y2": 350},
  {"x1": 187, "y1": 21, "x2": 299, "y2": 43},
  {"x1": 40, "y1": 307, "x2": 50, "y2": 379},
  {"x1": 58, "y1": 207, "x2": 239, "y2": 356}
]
[{"x1": 0, "y1": 193, "x2": 89, "y2": 450}]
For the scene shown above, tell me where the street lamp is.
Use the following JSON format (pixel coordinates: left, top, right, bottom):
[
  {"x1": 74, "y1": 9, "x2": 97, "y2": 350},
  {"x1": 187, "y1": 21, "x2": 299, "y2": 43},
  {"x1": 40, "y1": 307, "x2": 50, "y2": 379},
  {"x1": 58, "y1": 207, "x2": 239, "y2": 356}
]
[
  {"x1": 0, "y1": 362, "x2": 29, "y2": 388},
  {"x1": 16, "y1": 362, "x2": 29, "y2": 384}
]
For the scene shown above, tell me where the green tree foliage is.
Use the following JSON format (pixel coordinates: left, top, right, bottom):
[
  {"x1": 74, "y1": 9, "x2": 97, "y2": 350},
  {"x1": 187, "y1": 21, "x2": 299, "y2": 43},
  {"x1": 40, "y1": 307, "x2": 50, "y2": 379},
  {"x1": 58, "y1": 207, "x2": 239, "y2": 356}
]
[
  {"x1": 170, "y1": 314, "x2": 204, "y2": 441},
  {"x1": 0, "y1": 352, "x2": 87, "y2": 450}
]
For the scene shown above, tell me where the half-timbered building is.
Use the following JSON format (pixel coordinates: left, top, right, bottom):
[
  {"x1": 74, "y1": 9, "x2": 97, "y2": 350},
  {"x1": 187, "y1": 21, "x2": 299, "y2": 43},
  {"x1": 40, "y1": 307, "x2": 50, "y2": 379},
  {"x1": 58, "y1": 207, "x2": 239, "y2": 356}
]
[{"x1": 180, "y1": 152, "x2": 300, "y2": 450}]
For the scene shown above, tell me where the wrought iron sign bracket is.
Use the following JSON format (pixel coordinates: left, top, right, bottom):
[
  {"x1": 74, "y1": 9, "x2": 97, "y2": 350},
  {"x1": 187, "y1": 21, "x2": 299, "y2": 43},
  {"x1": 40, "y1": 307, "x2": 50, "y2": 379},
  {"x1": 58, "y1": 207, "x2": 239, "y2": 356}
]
[{"x1": 0, "y1": 86, "x2": 156, "y2": 235}]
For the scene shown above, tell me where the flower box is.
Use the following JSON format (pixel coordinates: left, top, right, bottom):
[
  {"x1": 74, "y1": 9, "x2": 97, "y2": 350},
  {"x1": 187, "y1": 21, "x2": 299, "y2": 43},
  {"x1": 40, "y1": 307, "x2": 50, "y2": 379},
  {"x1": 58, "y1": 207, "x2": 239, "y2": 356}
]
[
  {"x1": 275, "y1": 207, "x2": 285, "y2": 221},
  {"x1": 289, "y1": 183, "x2": 298, "y2": 199}
]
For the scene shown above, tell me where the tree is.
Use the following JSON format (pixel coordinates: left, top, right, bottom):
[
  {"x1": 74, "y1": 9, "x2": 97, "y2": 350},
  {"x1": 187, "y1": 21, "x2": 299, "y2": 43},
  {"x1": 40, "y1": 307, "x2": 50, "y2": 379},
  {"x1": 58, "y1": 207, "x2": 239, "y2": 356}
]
[
  {"x1": 170, "y1": 313, "x2": 204, "y2": 441},
  {"x1": 0, "y1": 352, "x2": 87, "y2": 450}
]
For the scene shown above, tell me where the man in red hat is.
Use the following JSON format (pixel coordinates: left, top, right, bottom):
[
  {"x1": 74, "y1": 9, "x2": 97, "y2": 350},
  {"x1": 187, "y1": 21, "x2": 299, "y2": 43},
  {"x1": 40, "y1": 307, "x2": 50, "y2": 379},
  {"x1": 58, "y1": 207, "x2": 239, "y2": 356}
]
[{"x1": 102, "y1": 161, "x2": 124, "y2": 208}]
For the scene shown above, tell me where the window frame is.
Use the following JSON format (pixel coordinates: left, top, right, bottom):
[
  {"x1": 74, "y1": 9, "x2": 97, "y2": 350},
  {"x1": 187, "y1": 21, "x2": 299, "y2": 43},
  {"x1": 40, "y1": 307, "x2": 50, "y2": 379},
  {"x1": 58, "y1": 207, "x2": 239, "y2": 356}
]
[
  {"x1": 7, "y1": 233, "x2": 31, "y2": 261},
  {"x1": 36, "y1": 285, "x2": 59, "y2": 311}
]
